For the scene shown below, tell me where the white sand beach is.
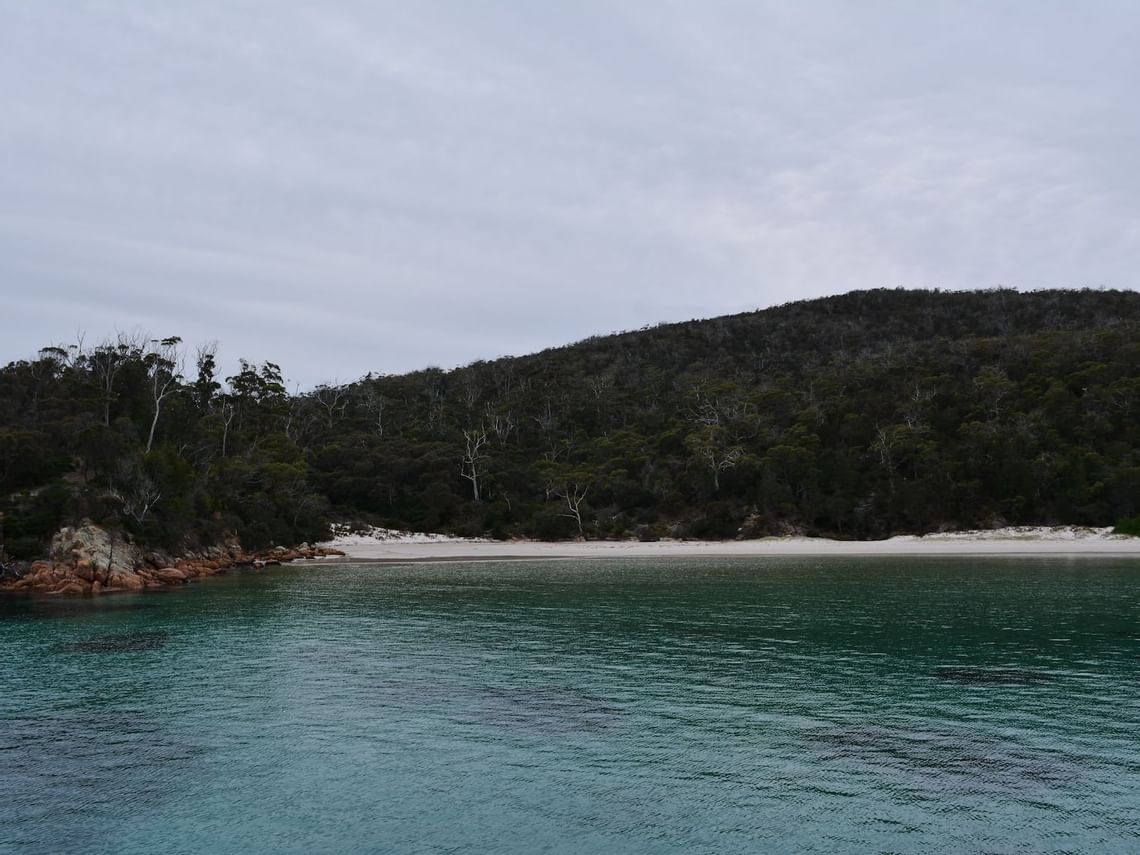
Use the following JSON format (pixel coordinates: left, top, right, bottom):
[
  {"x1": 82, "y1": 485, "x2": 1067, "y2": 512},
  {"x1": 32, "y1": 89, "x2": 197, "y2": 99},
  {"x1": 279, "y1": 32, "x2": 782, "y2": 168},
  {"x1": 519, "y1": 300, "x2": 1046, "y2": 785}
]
[{"x1": 320, "y1": 526, "x2": 1140, "y2": 562}]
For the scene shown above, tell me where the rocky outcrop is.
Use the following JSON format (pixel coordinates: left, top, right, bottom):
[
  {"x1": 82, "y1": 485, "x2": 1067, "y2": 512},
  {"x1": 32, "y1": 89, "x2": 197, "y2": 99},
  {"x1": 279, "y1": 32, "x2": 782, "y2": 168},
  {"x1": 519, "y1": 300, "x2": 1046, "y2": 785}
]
[{"x1": 0, "y1": 524, "x2": 344, "y2": 596}]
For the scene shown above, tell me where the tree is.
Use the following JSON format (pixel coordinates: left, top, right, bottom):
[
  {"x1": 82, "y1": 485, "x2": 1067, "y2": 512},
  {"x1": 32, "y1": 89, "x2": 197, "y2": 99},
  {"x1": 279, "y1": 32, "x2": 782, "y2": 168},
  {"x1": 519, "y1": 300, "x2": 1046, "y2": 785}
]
[
  {"x1": 557, "y1": 481, "x2": 590, "y2": 536},
  {"x1": 226, "y1": 360, "x2": 288, "y2": 439},
  {"x1": 4, "y1": 287, "x2": 1140, "y2": 558},
  {"x1": 360, "y1": 383, "x2": 389, "y2": 437},
  {"x1": 193, "y1": 342, "x2": 221, "y2": 413},
  {"x1": 535, "y1": 459, "x2": 594, "y2": 536},
  {"x1": 84, "y1": 333, "x2": 143, "y2": 427},
  {"x1": 685, "y1": 424, "x2": 744, "y2": 493},
  {"x1": 144, "y1": 337, "x2": 184, "y2": 453},
  {"x1": 313, "y1": 383, "x2": 347, "y2": 429},
  {"x1": 459, "y1": 426, "x2": 489, "y2": 502},
  {"x1": 113, "y1": 457, "x2": 162, "y2": 525}
]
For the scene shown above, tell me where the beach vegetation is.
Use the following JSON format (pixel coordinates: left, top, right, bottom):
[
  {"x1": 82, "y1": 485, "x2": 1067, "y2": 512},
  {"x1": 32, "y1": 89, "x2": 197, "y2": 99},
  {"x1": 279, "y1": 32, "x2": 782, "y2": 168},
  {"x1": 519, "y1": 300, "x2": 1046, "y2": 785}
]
[{"x1": 1114, "y1": 517, "x2": 1140, "y2": 537}]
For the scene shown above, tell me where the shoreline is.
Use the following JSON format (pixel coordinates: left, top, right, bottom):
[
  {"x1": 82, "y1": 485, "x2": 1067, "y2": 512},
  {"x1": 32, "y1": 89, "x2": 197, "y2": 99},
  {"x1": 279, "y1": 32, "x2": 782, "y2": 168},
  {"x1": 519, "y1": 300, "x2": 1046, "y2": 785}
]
[
  {"x1": 319, "y1": 526, "x2": 1140, "y2": 563},
  {"x1": 0, "y1": 525, "x2": 345, "y2": 596}
]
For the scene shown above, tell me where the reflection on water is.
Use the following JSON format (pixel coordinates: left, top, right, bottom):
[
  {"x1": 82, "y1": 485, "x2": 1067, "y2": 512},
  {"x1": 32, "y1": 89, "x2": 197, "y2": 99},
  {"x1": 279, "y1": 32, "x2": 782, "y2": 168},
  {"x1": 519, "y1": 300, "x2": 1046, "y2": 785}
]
[{"x1": 2, "y1": 557, "x2": 1139, "y2": 853}]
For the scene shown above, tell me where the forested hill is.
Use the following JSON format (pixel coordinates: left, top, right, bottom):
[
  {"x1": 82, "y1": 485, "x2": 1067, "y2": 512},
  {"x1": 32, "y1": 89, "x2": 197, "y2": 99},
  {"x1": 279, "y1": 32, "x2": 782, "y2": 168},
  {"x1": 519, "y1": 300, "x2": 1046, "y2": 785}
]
[{"x1": 3, "y1": 288, "x2": 1140, "y2": 561}]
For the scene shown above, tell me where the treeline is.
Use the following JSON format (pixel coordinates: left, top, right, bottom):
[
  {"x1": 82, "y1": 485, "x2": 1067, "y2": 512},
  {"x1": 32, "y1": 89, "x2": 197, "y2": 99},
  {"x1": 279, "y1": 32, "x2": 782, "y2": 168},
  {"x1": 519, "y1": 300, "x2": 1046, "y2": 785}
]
[
  {"x1": 2, "y1": 288, "x2": 1139, "y2": 559},
  {"x1": 0, "y1": 336, "x2": 330, "y2": 558}
]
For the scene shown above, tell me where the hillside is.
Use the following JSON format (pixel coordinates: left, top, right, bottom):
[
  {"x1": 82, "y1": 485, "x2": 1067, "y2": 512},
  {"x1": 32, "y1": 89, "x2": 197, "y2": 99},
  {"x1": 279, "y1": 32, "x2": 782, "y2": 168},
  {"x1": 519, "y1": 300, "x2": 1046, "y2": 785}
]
[{"x1": 2, "y1": 288, "x2": 1139, "y2": 562}]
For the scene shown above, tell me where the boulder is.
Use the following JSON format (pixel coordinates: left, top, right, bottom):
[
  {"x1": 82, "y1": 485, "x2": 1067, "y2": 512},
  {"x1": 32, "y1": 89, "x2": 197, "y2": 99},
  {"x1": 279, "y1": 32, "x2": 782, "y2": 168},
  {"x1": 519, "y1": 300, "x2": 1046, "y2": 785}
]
[
  {"x1": 52, "y1": 580, "x2": 89, "y2": 596},
  {"x1": 107, "y1": 570, "x2": 145, "y2": 591},
  {"x1": 153, "y1": 567, "x2": 189, "y2": 583},
  {"x1": 50, "y1": 524, "x2": 140, "y2": 577},
  {"x1": 2, "y1": 527, "x2": 343, "y2": 596}
]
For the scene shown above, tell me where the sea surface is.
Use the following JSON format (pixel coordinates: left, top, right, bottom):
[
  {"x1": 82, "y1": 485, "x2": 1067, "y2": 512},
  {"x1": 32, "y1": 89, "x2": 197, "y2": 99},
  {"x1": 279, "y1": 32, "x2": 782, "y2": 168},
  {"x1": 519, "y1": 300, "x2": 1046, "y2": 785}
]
[{"x1": 2, "y1": 557, "x2": 1139, "y2": 854}]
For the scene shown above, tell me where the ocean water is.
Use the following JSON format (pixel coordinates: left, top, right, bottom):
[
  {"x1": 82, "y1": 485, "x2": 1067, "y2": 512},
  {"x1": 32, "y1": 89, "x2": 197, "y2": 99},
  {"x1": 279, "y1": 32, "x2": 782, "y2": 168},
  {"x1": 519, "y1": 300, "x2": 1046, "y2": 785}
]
[{"x1": 1, "y1": 557, "x2": 1138, "y2": 854}]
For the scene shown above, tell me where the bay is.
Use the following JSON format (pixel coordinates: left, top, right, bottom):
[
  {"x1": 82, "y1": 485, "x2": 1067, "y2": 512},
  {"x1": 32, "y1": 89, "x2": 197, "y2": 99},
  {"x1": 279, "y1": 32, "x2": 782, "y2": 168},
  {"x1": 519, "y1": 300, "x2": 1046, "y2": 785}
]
[{"x1": 2, "y1": 557, "x2": 1138, "y2": 854}]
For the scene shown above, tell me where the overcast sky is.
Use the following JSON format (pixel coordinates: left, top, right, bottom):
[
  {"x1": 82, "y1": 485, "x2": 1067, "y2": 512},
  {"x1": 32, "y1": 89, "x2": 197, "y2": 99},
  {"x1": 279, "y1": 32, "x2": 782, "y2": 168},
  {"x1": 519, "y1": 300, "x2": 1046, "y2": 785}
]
[{"x1": 3, "y1": 1, "x2": 1138, "y2": 388}]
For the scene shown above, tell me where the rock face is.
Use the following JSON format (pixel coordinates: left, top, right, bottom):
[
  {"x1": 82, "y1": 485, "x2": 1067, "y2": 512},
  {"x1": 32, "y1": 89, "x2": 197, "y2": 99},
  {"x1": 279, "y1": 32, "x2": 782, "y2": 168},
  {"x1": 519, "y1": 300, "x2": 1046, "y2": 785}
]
[
  {"x1": 51, "y1": 525, "x2": 141, "y2": 578},
  {"x1": 0, "y1": 524, "x2": 344, "y2": 596}
]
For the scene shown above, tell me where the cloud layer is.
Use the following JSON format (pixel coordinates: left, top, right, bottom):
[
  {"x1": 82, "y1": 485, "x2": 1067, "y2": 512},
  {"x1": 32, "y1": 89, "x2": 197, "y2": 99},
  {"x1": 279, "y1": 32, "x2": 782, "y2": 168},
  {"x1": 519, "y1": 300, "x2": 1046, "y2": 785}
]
[{"x1": 2, "y1": 1, "x2": 1137, "y2": 386}]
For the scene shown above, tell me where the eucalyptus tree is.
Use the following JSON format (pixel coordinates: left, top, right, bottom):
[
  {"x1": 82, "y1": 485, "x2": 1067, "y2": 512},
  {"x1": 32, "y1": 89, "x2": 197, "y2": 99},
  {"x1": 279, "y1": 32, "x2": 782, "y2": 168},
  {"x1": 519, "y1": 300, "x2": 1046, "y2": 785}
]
[
  {"x1": 459, "y1": 426, "x2": 489, "y2": 502},
  {"x1": 144, "y1": 336, "x2": 184, "y2": 454}
]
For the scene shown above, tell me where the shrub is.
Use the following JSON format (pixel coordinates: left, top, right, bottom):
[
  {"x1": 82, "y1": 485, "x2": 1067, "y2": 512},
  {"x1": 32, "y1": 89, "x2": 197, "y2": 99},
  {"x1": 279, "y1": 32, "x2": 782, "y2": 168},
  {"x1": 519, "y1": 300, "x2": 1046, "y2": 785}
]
[
  {"x1": 1114, "y1": 517, "x2": 1140, "y2": 537},
  {"x1": 529, "y1": 512, "x2": 577, "y2": 541}
]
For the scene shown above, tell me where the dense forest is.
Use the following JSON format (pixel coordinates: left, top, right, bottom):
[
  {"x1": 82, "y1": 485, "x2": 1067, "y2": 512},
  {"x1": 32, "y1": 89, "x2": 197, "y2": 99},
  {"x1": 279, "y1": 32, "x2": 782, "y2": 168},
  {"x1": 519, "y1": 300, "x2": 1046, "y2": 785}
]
[{"x1": 2, "y1": 288, "x2": 1139, "y2": 562}]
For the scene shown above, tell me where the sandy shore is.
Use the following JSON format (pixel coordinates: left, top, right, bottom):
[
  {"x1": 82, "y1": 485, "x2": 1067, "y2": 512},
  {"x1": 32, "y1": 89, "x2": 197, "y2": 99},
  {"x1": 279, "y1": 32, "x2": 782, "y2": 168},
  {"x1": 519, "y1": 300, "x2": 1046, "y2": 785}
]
[{"x1": 318, "y1": 526, "x2": 1140, "y2": 563}]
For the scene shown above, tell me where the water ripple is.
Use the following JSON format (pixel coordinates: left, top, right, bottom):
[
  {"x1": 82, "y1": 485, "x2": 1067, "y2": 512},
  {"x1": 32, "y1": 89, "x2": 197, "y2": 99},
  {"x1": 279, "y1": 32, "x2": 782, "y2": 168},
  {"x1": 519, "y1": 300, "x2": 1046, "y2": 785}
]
[{"x1": 1, "y1": 556, "x2": 1138, "y2": 853}]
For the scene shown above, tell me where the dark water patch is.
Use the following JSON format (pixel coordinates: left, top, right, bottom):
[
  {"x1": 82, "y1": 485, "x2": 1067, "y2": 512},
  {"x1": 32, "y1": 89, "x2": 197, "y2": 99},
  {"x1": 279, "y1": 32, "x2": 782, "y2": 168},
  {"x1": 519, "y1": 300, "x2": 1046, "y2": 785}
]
[
  {"x1": 934, "y1": 666, "x2": 1057, "y2": 685},
  {"x1": 806, "y1": 723, "x2": 1079, "y2": 792},
  {"x1": 0, "y1": 711, "x2": 201, "y2": 855},
  {"x1": 373, "y1": 678, "x2": 622, "y2": 734},
  {"x1": 0, "y1": 598, "x2": 158, "y2": 621},
  {"x1": 471, "y1": 685, "x2": 623, "y2": 734},
  {"x1": 50, "y1": 630, "x2": 170, "y2": 654}
]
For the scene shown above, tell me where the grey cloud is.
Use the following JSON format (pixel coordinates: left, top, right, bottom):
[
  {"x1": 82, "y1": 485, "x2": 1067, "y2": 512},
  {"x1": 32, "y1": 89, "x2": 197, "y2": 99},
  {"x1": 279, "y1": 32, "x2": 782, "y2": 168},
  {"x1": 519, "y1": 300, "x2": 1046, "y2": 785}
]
[{"x1": 1, "y1": 0, "x2": 1137, "y2": 387}]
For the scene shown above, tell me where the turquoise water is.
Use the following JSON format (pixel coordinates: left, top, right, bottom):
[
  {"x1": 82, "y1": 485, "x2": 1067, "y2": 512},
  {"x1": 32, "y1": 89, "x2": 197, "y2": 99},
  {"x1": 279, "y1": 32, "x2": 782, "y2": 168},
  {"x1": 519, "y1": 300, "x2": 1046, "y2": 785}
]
[{"x1": 2, "y1": 557, "x2": 1139, "y2": 854}]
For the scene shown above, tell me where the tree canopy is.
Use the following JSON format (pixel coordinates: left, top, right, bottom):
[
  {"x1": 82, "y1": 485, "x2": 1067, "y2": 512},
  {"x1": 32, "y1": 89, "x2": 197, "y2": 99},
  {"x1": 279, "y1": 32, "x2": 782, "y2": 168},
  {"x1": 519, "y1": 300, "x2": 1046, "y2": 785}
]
[{"x1": 3, "y1": 288, "x2": 1139, "y2": 559}]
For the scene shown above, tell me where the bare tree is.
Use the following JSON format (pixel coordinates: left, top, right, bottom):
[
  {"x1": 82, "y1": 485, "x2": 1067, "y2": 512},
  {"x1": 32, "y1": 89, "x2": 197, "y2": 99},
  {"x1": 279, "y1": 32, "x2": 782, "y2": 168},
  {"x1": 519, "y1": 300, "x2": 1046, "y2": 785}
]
[
  {"x1": 490, "y1": 362, "x2": 516, "y2": 400},
  {"x1": 871, "y1": 423, "x2": 895, "y2": 469},
  {"x1": 685, "y1": 383, "x2": 753, "y2": 428},
  {"x1": 901, "y1": 382, "x2": 934, "y2": 432},
  {"x1": 360, "y1": 385, "x2": 389, "y2": 437},
  {"x1": 685, "y1": 425, "x2": 744, "y2": 493},
  {"x1": 533, "y1": 398, "x2": 558, "y2": 435},
  {"x1": 144, "y1": 337, "x2": 184, "y2": 453},
  {"x1": 459, "y1": 426, "x2": 489, "y2": 502},
  {"x1": 220, "y1": 398, "x2": 235, "y2": 458},
  {"x1": 460, "y1": 372, "x2": 481, "y2": 416},
  {"x1": 533, "y1": 399, "x2": 571, "y2": 461},
  {"x1": 112, "y1": 459, "x2": 162, "y2": 524},
  {"x1": 555, "y1": 482, "x2": 590, "y2": 536},
  {"x1": 313, "y1": 383, "x2": 347, "y2": 429},
  {"x1": 284, "y1": 392, "x2": 325, "y2": 450},
  {"x1": 870, "y1": 423, "x2": 900, "y2": 494},
  {"x1": 421, "y1": 370, "x2": 446, "y2": 433},
  {"x1": 485, "y1": 403, "x2": 516, "y2": 448}
]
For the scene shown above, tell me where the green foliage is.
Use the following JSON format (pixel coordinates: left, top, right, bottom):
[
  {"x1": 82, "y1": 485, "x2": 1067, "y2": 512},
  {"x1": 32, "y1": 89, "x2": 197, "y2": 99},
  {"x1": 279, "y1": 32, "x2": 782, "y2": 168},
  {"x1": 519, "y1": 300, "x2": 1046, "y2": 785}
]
[
  {"x1": 1114, "y1": 517, "x2": 1140, "y2": 537},
  {"x1": 0, "y1": 340, "x2": 330, "y2": 557},
  {"x1": 688, "y1": 501, "x2": 742, "y2": 540},
  {"x1": 529, "y1": 511, "x2": 579, "y2": 541},
  {"x1": 3, "y1": 288, "x2": 1140, "y2": 558},
  {"x1": 1, "y1": 481, "x2": 74, "y2": 558}
]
